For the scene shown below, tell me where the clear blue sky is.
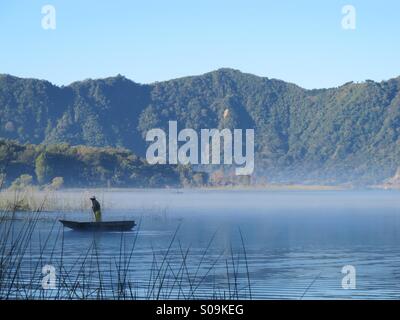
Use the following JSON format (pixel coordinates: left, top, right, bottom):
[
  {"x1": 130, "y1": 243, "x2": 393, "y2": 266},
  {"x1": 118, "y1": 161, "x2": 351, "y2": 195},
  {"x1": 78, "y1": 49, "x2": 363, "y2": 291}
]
[{"x1": 0, "y1": 0, "x2": 399, "y2": 89}]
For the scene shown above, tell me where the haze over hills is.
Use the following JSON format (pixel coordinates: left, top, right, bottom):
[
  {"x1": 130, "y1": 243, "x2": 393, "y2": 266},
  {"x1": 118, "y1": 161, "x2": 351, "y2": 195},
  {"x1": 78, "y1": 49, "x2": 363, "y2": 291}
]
[{"x1": 1, "y1": 68, "x2": 400, "y2": 185}]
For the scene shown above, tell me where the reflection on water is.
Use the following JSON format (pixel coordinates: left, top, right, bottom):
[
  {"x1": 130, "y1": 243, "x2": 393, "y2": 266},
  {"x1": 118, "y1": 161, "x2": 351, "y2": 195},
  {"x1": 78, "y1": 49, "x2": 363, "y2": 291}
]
[{"x1": 2, "y1": 190, "x2": 400, "y2": 299}]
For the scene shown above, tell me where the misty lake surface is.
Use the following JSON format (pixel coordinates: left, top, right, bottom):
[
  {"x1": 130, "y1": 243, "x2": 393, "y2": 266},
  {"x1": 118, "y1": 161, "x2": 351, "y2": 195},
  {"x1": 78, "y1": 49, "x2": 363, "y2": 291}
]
[{"x1": 4, "y1": 189, "x2": 400, "y2": 299}]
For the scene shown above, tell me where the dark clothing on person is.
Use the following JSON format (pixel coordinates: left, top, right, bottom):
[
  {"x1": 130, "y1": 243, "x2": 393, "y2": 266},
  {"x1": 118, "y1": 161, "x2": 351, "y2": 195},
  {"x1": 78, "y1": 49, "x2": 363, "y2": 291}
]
[
  {"x1": 91, "y1": 199, "x2": 101, "y2": 212},
  {"x1": 90, "y1": 198, "x2": 102, "y2": 222}
]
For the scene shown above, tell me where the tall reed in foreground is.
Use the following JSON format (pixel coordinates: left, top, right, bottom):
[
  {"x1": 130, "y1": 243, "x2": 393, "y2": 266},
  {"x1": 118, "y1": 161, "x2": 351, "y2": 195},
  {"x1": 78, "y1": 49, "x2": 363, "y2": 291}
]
[{"x1": 0, "y1": 198, "x2": 253, "y2": 300}]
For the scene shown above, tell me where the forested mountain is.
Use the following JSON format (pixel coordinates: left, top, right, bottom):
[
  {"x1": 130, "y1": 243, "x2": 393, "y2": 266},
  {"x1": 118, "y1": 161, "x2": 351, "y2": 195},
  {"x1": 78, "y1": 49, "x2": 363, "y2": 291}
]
[{"x1": 1, "y1": 69, "x2": 400, "y2": 184}]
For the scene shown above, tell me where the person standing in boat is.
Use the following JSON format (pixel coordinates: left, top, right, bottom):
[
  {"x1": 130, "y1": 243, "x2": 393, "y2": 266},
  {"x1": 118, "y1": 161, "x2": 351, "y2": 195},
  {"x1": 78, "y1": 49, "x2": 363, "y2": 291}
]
[{"x1": 90, "y1": 196, "x2": 102, "y2": 222}]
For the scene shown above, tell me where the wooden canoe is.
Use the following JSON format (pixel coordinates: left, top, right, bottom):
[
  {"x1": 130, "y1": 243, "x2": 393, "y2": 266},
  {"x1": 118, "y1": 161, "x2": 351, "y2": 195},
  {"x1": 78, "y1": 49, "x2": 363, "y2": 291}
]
[{"x1": 59, "y1": 220, "x2": 136, "y2": 232}]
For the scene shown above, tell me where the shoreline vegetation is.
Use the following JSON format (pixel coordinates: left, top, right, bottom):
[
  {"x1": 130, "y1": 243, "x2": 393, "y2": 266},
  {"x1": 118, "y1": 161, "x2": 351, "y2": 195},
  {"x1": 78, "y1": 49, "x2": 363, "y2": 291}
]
[
  {"x1": 0, "y1": 139, "x2": 208, "y2": 189},
  {"x1": 0, "y1": 184, "x2": 394, "y2": 213},
  {"x1": 0, "y1": 139, "x2": 351, "y2": 200},
  {"x1": 2, "y1": 139, "x2": 400, "y2": 212},
  {"x1": 0, "y1": 188, "x2": 92, "y2": 212}
]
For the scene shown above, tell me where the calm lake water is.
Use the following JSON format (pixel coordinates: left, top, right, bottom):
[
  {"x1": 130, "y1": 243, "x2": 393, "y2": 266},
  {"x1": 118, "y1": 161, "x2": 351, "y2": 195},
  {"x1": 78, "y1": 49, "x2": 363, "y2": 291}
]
[{"x1": 3, "y1": 189, "x2": 400, "y2": 299}]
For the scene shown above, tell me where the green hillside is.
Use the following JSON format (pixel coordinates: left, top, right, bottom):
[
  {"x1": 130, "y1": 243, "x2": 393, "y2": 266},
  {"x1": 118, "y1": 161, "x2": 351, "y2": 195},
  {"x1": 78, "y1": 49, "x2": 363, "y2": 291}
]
[{"x1": 1, "y1": 69, "x2": 400, "y2": 184}]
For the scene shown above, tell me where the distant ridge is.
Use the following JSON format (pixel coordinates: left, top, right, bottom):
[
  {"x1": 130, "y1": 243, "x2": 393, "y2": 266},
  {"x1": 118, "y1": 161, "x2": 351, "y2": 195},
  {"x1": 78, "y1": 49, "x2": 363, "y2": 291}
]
[{"x1": 1, "y1": 68, "x2": 400, "y2": 184}]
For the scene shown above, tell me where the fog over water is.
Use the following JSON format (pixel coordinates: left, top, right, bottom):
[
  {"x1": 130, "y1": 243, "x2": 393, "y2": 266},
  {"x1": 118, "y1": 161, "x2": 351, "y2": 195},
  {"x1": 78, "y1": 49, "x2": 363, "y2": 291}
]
[{"x1": 5, "y1": 189, "x2": 400, "y2": 299}]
